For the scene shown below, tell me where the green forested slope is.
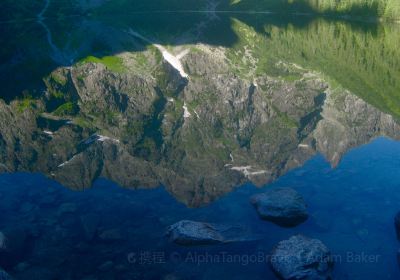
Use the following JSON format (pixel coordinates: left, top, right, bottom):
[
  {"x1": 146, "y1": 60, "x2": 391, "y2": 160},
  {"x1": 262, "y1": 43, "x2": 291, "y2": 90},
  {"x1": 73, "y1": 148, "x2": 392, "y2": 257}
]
[
  {"x1": 230, "y1": 0, "x2": 400, "y2": 20},
  {"x1": 244, "y1": 18, "x2": 400, "y2": 117}
]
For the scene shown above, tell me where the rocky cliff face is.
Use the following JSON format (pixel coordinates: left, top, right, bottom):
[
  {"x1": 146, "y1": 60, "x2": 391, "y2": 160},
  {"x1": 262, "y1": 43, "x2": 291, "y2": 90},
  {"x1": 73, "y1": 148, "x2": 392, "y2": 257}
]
[
  {"x1": 1, "y1": 42, "x2": 399, "y2": 207},
  {"x1": 315, "y1": 89, "x2": 400, "y2": 167}
]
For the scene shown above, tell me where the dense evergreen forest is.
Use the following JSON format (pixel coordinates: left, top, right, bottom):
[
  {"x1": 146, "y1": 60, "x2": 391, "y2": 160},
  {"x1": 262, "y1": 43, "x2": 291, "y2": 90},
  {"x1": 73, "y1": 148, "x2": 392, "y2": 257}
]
[
  {"x1": 260, "y1": 19, "x2": 400, "y2": 117},
  {"x1": 230, "y1": 0, "x2": 400, "y2": 20}
]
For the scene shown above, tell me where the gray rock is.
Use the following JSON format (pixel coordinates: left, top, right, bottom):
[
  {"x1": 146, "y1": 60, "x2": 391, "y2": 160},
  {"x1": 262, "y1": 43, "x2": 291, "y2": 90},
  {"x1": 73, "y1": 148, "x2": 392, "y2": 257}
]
[
  {"x1": 166, "y1": 220, "x2": 223, "y2": 245},
  {"x1": 166, "y1": 220, "x2": 259, "y2": 246},
  {"x1": 250, "y1": 187, "x2": 308, "y2": 227},
  {"x1": 270, "y1": 235, "x2": 333, "y2": 280}
]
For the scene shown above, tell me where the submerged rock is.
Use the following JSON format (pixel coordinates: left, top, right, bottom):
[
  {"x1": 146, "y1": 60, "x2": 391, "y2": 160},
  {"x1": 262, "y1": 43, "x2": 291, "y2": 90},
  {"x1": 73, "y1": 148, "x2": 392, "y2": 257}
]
[
  {"x1": 19, "y1": 203, "x2": 35, "y2": 213},
  {"x1": 74, "y1": 242, "x2": 90, "y2": 254},
  {"x1": 166, "y1": 220, "x2": 223, "y2": 245},
  {"x1": 394, "y1": 212, "x2": 400, "y2": 241},
  {"x1": 270, "y1": 235, "x2": 333, "y2": 280},
  {"x1": 14, "y1": 262, "x2": 29, "y2": 272},
  {"x1": 166, "y1": 220, "x2": 259, "y2": 246},
  {"x1": 80, "y1": 214, "x2": 100, "y2": 241},
  {"x1": 39, "y1": 194, "x2": 57, "y2": 206},
  {"x1": 163, "y1": 274, "x2": 180, "y2": 280},
  {"x1": 0, "y1": 268, "x2": 12, "y2": 280},
  {"x1": 58, "y1": 203, "x2": 77, "y2": 215},
  {"x1": 99, "y1": 229, "x2": 123, "y2": 241},
  {"x1": 250, "y1": 187, "x2": 308, "y2": 227},
  {"x1": 0, "y1": 228, "x2": 30, "y2": 267},
  {"x1": 0, "y1": 233, "x2": 5, "y2": 250},
  {"x1": 98, "y1": 261, "x2": 114, "y2": 272}
]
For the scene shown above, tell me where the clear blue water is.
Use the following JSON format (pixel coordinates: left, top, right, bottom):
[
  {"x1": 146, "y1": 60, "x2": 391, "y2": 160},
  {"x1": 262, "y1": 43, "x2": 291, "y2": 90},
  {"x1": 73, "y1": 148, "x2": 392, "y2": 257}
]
[{"x1": 0, "y1": 137, "x2": 399, "y2": 279}]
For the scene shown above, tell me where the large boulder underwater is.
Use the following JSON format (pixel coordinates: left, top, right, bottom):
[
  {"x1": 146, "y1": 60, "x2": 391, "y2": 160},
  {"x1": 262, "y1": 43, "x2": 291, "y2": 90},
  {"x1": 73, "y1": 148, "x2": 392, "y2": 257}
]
[
  {"x1": 270, "y1": 235, "x2": 334, "y2": 280},
  {"x1": 166, "y1": 220, "x2": 261, "y2": 246},
  {"x1": 251, "y1": 187, "x2": 309, "y2": 227}
]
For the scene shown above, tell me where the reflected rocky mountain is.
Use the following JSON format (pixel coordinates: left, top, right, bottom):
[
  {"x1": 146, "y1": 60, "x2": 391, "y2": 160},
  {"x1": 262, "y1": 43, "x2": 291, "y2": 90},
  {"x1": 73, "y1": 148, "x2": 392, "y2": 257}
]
[
  {"x1": 1, "y1": 29, "x2": 400, "y2": 207},
  {"x1": 1, "y1": 2, "x2": 400, "y2": 207}
]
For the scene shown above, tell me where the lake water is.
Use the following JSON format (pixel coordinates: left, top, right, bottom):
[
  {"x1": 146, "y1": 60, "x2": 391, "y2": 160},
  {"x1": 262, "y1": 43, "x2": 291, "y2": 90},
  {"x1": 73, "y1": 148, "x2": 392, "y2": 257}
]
[
  {"x1": 1, "y1": 2, "x2": 400, "y2": 279},
  {"x1": 0, "y1": 137, "x2": 399, "y2": 279}
]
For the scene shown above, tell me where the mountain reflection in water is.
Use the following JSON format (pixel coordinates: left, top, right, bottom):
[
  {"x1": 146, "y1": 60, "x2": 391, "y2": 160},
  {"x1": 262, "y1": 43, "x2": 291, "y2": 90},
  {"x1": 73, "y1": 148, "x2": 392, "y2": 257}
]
[{"x1": 1, "y1": 14, "x2": 400, "y2": 206}]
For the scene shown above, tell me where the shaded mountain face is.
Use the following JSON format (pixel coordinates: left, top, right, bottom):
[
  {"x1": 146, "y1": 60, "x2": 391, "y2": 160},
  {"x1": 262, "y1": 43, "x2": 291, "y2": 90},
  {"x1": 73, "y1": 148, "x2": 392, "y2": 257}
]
[{"x1": 1, "y1": 1, "x2": 400, "y2": 207}]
